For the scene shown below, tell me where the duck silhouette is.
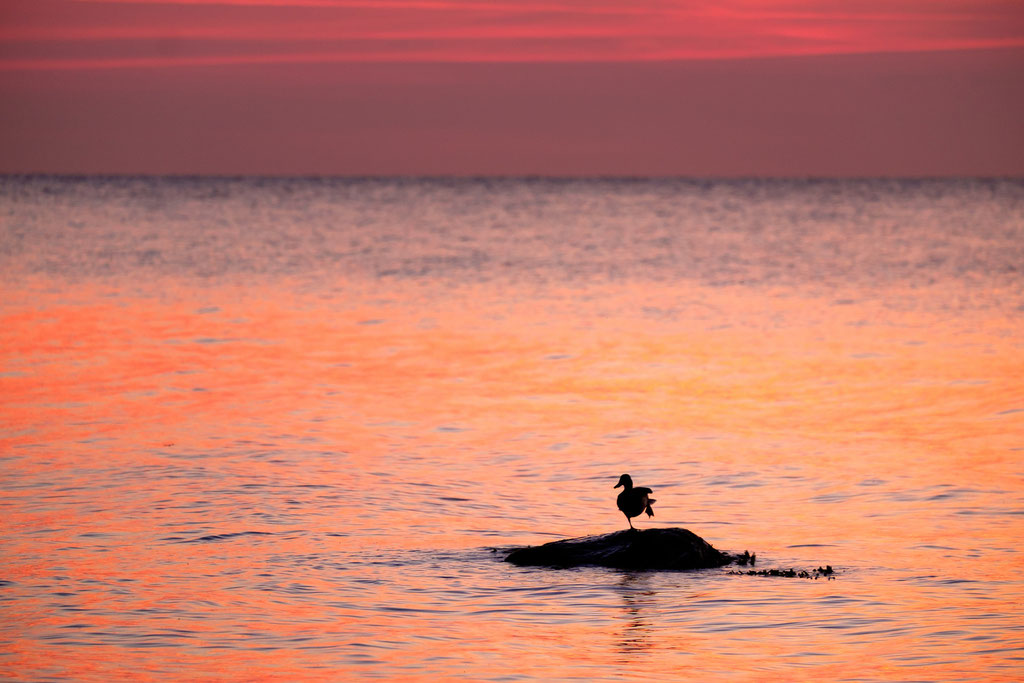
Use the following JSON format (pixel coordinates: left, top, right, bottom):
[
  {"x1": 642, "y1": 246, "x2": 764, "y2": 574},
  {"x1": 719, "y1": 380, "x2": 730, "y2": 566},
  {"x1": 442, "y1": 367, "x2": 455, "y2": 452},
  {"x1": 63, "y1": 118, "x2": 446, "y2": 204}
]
[{"x1": 614, "y1": 473, "x2": 655, "y2": 530}]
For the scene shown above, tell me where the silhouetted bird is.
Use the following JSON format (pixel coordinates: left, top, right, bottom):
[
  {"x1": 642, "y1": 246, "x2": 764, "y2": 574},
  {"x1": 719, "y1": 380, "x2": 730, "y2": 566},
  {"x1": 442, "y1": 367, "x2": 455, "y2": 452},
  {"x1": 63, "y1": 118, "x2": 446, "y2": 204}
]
[{"x1": 614, "y1": 473, "x2": 656, "y2": 530}]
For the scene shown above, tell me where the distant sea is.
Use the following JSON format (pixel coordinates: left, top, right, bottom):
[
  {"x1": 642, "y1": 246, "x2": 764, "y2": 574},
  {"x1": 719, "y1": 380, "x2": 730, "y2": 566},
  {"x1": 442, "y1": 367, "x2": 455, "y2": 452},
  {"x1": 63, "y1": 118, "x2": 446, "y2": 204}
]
[{"x1": 2, "y1": 177, "x2": 1022, "y2": 681}]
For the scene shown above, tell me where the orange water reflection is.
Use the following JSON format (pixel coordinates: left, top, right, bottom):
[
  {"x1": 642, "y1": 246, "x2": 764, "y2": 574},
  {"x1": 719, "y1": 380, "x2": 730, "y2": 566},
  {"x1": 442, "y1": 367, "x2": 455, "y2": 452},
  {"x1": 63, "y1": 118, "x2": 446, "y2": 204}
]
[{"x1": 2, "y1": 277, "x2": 1022, "y2": 680}]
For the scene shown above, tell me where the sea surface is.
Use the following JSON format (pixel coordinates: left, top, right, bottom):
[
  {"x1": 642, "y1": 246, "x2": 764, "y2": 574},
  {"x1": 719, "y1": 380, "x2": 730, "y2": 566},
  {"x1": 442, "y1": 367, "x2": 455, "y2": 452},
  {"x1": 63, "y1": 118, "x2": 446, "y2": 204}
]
[{"x1": 1, "y1": 176, "x2": 1023, "y2": 681}]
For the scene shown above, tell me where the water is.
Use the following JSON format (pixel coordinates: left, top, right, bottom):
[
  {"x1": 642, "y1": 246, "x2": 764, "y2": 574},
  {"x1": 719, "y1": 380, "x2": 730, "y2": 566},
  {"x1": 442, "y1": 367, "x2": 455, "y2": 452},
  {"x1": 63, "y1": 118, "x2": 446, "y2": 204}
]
[{"x1": 2, "y1": 177, "x2": 1023, "y2": 681}]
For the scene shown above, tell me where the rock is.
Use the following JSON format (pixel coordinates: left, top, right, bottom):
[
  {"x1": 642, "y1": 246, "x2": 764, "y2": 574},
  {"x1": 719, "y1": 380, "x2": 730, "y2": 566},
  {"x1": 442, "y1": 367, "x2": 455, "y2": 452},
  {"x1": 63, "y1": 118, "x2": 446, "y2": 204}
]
[{"x1": 504, "y1": 527, "x2": 734, "y2": 570}]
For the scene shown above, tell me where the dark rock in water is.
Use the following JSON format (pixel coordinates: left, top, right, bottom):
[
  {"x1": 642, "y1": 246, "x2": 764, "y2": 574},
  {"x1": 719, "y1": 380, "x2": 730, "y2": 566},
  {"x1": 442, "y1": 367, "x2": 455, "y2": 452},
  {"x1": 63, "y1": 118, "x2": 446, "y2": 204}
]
[{"x1": 504, "y1": 527, "x2": 733, "y2": 570}]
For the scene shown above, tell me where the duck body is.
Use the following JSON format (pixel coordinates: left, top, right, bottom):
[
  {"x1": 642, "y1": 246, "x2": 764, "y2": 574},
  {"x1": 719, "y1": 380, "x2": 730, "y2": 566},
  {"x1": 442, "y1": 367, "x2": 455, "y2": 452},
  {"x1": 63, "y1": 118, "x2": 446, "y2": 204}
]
[{"x1": 614, "y1": 473, "x2": 656, "y2": 530}]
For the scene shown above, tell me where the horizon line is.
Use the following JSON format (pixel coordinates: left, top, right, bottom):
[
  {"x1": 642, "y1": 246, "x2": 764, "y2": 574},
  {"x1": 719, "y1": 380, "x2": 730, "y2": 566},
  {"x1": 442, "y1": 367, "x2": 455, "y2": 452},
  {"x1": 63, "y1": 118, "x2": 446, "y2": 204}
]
[
  {"x1": 3, "y1": 43, "x2": 1022, "y2": 72},
  {"x1": 4, "y1": 172, "x2": 1023, "y2": 182}
]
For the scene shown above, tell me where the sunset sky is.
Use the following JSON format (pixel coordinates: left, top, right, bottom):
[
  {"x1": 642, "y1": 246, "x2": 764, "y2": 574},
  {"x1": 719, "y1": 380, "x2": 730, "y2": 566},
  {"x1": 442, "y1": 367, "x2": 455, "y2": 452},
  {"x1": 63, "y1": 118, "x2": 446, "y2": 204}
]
[{"x1": 1, "y1": 0, "x2": 1022, "y2": 175}]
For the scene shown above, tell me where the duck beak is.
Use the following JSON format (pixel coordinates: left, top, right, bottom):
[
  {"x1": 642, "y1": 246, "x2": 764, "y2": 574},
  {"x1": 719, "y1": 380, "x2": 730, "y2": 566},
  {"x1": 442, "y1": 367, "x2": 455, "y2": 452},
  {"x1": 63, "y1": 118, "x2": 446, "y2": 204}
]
[{"x1": 614, "y1": 481, "x2": 622, "y2": 488}]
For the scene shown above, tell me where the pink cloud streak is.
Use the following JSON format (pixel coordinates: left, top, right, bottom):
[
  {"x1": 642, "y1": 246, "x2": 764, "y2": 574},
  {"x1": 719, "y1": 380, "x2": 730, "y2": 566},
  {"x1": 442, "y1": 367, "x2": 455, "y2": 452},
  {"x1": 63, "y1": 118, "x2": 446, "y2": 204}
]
[{"x1": 1, "y1": 0, "x2": 1021, "y2": 70}]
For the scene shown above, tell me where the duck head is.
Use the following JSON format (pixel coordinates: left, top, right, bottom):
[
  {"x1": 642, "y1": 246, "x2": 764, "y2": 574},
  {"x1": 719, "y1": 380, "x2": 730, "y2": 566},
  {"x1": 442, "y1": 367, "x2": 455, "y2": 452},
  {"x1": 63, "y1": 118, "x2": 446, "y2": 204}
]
[{"x1": 614, "y1": 473, "x2": 633, "y2": 489}]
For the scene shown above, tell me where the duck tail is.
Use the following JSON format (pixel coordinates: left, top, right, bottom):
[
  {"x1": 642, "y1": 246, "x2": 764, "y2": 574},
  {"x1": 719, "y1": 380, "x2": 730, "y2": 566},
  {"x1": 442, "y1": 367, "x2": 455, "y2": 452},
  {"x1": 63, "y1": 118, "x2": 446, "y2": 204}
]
[{"x1": 645, "y1": 501, "x2": 655, "y2": 517}]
